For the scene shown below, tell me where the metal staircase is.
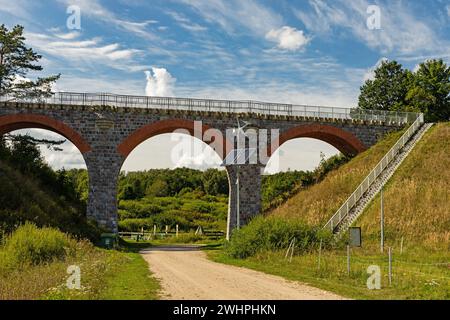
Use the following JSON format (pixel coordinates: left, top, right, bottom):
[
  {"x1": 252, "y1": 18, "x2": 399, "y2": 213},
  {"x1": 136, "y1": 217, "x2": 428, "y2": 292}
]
[{"x1": 323, "y1": 114, "x2": 432, "y2": 235}]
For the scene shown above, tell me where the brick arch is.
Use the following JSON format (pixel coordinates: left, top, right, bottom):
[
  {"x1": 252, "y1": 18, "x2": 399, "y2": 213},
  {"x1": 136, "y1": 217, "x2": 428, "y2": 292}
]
[
  {"x1": 117, "y1": 118, "x2": 233, "y2": 159},
  {"x1": 0, "y1": 114, "x2": 91, "y2": 153},
  {"x1": 268, "y1": 124, "x2": 366, "y2": 157}
]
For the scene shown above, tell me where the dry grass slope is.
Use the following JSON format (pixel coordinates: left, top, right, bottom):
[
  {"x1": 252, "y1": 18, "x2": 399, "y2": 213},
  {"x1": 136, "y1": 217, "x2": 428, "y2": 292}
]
[
  {"x1": 271, "y1": 128, "x2": 405, "y2": 225},
  {"x1": 356, "y1": 122, "x2": 450, "y2": 248}
]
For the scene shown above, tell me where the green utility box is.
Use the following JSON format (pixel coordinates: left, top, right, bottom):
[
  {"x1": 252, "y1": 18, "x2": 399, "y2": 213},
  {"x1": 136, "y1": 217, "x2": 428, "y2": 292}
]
[{"x1": 100, "y1": 233, "x2": 118, "y2": 249}]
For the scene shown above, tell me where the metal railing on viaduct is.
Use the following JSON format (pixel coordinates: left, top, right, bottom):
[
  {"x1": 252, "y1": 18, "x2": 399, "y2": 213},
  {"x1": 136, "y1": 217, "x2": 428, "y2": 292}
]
[{"x1": 1, "y1": 92, "x2": 419, "y2": 124}]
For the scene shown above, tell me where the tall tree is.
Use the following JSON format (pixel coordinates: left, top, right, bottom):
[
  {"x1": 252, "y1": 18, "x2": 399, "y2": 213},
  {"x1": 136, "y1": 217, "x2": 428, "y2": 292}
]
[
  {"x1": 0, "y1": 24, "x2": 60, "y2": 98},
  {"x1": 406, "y1": 59, "x2": 450, "y2": 122},
  {"x1": 358, "y1": 60, "x2": 410, "y2": 111}
]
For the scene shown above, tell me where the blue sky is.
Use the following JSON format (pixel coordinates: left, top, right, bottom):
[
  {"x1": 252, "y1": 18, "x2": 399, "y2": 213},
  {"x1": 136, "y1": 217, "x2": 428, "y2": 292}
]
[{"x1": 1, "y1": 0, "x2": 450, "y2": 172}]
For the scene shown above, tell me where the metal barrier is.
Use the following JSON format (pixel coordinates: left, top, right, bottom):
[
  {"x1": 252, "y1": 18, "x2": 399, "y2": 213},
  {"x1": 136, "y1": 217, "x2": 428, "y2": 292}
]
[
  {"x1": 0, "y1": 91, "x2": 419, "y2": 124},
  {"x1": 323, "y1": 113, "x2": 425, "y2": 232}
]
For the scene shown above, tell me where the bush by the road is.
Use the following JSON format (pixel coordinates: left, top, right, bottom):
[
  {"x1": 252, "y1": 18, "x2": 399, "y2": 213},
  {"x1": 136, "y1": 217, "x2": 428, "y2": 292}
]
[
  {"x1": 225, "y1": 216, "x2": 333, "y2": 259},
  {"x1": 0, "y1": 223, "x2": 76, "y2": 271}
]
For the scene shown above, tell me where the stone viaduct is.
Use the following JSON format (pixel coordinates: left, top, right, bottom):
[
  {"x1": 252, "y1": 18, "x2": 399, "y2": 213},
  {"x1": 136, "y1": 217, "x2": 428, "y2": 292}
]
[{"x1": 0, "y1": 93, "x2": 413, "y2": 238}]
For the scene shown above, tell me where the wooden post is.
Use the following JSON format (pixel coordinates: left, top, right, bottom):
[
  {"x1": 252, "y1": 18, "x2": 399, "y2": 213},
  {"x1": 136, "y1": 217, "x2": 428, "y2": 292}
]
[
  {"x1": 318, "y1": 239, "x2": 322, "y2": 270},
  {"x1": 165, "y1": 225, "x2": 168, "y2": 235},
  {"x1": 347, "y1": 245, "x2": 351, "y2": 276},
  {"x1": 176, "y1": 224, "x2": 179, "y2": 237},
  {"x1": 380, "y1": 188, "x2": 384, "y2": 252},
  {"x1": 388, "y1": 247, "x2": 392, "y2": 286},
  {"x1": 153, "y1": 224, "x2": 156, "y2": 237},
  {"x1": 289, "y1": 238, "x2": 295, "y2": 263},
  {"x1": 400, "y1": 237, "x2": 404, "y2": 255}
]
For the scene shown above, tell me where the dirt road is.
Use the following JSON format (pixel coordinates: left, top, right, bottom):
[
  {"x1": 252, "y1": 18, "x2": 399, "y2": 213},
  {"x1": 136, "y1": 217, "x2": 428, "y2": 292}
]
[{"x1": 140, "y1": 246, "x2": 344, "y2": 300}]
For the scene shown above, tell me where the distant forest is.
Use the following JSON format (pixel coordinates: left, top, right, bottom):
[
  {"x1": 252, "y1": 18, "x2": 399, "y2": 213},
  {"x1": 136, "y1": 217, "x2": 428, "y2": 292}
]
[{"x1": 0, "y1": 133, "x2": 348, "y2": 233}]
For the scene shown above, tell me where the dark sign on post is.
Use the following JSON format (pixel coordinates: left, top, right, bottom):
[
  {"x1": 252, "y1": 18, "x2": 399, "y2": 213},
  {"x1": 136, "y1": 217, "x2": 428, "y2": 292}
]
[{"x1": 349, "y1": 227, "x2": 362, "y2": 247}]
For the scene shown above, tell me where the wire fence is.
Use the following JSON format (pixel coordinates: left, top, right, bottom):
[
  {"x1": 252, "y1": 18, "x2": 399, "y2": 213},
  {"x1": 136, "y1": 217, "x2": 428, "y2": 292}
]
[{"x1": 0, "y1": 92, "x2": 419, "y2": 124}]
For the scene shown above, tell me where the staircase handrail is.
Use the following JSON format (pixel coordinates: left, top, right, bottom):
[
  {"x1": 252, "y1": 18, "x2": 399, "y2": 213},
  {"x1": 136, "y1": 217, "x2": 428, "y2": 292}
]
[{"x1": 323, "y1": 113, "x2": 424, "y2": 232}]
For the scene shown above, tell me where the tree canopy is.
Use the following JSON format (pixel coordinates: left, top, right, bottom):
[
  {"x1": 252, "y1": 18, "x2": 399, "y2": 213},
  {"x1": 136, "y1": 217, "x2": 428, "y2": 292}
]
[
  {"x1": 358, "y1": 59, "x2": 449, "y2": 121},
  {"x1": 359, "y1": 60, "x2": 411, "y2": 111},
  {"x1": 0, "y1": 24, "x2": 60, "y2": 98}
]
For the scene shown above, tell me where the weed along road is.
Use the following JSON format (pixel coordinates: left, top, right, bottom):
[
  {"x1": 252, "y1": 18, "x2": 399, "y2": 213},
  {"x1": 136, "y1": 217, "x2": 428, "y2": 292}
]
[{"x1": 140, "y1": 246, "x2": 344, "y2": 300}]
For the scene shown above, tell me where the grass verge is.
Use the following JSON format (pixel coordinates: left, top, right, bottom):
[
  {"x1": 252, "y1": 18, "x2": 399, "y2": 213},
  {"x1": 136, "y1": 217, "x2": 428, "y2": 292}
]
[
  {"x1": 0, "y1": 225, "x2": 160, "y2": 300},
  {"x1": 208, "y1": 246, "x2": 449, "y2": 300},
  {"x1": 98, "y1": 251, "x2": 159, "y2": 300}
]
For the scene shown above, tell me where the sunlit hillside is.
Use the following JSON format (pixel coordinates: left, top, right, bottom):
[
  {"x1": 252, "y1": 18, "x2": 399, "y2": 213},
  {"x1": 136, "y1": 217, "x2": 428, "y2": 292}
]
[
  {"x1": 270, "y1": 128, "x2": 406, "y2": 225},
  {"x1": 356, "y1": 123, "x2": 450, "y2": 248}
]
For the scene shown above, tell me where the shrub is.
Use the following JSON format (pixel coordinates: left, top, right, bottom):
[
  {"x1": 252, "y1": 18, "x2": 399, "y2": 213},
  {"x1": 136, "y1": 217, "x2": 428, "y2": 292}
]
[
  {"x1": 163, "y1": 232, "x2": 207, "y2": 244},
  {"x1": 1, "y1": 223, "x2": 76, "y2": 268},
  {"x1": 224, "y1": 216, "x2": 333, "y2": 259}
]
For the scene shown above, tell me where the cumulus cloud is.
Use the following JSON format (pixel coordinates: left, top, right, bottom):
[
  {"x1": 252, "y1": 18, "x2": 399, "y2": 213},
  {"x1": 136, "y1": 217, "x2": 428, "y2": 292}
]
[
  {"x1": 145, "y1": 67, "x2": 176, "y2": 96},
  {"x1": 265, "y1": 26, "x2": 310, "y2": 51},
  {"x1": 174, "y1": 152, "x2": 222, "y2": 171}
]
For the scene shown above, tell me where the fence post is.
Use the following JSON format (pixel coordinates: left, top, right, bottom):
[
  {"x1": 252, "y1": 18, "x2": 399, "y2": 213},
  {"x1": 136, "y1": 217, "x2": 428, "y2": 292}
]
[
  {"x1": 318, "y1": 239, "x2": 322, "y2": 270},
  {"x1": 380, "y1": 187, "x2": 384, "y2": 253},
  {"x1": 176, "y1": 224, "x2": 179, "y2": 237},
  {"x1": 165, "y1": 225, "x2": 168, "y2": 235},
  {"x1": 347, "y1": 245, "x2": 350, "y2": 276},
  {"x1": 153, "y1": 224, "x2": 156, "y2": 237},
  {"x1": 388, "y1": 247, "x2": 392, "y2": 286}
]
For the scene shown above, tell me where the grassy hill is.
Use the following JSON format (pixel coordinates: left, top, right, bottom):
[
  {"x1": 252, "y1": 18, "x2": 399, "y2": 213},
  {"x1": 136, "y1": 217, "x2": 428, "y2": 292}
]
[
  {"x1": 0, "y1": 159, "x2": 98, "y2": 239},
  {"x1": 270, "y1": 128, "x2": 406, "y2": 226},
  {"x1": 217, "y1": 123, "x2": 449, "y2": 299},
  {"x1": 356, "y1": 122, "x2": 449, "y2": 249}
]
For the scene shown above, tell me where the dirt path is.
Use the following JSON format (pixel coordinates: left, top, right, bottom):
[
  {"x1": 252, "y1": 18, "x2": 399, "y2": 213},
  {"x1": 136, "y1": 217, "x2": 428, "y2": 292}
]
[{"x1": 140, "y1": 246, "x2": 344, "y2": 300}]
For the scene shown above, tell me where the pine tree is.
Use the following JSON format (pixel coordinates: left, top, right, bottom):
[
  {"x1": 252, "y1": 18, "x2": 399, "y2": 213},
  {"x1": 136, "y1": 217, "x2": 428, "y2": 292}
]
[{"x1": 0, "y1": 24, "x2": 60, "y2": 98}]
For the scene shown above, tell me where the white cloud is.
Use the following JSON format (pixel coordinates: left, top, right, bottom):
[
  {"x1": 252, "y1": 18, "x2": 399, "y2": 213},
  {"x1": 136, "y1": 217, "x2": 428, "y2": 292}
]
[
  {"x1": 0, "y1": 0, "x2": 34, "y2": 19},
  {"x1": 54, "y1": 31, "x2": 81, "y2": 40},
  {"x1": 145, "y1": 67, "x2": 176, "y2": 97},
  {"x1": 174, "y1": 152, "x2": 221, "y2": 171},
  {"x1": 447, "y1": 5, "x2": 450, "y2": 17},
  {"x1": 166, "y1": 11, "x2": 207, "y2": 32},
  {"x1": 265, "y1": 26, "x2": 310, "y2": 51},
  {"x1": 25, "y1": 31, "x2": 140, "y2": 70},
  {"x1": 363, "y1": 57, "x2": 388, "y2": 82},
  {"x1": 10, "y1": 129, "x2": 86, "y2": 170},
  {"x1": 294, "y1": 0, "x2": 449, "y2": 56},
  {"x1": 179, "y1": 0, "x2": 282, "y2": 36},
  {"x1": 56, "y1": 0, "x2": 158, "y2": 40}
]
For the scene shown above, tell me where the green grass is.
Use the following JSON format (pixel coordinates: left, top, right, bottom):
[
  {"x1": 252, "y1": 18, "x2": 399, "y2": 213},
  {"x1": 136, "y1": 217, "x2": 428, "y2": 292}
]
[
  {"x1": 99, "y1": 252, "x2": 159, "y2": 300},
  {"x1": 209, "y1": 246, "x2": 450, "y2": 300},
  {"x1": 0, "y1": 225, "x2": 160, "y2": 300},
  {"x1": 119, "y1": 236, "x2": 224, "y2": 248}
]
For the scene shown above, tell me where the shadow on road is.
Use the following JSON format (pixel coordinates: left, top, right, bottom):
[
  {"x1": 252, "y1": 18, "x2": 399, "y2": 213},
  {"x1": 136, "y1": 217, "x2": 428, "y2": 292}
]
[{"x1": 140, "y1": 245, "x2": 202, "y2": 253}]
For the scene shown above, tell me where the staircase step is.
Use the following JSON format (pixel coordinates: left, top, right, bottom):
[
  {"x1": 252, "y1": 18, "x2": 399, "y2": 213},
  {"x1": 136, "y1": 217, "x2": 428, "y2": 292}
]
[{"x1": 329, "y1": 121, "x2": 433, "y2": 236}]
